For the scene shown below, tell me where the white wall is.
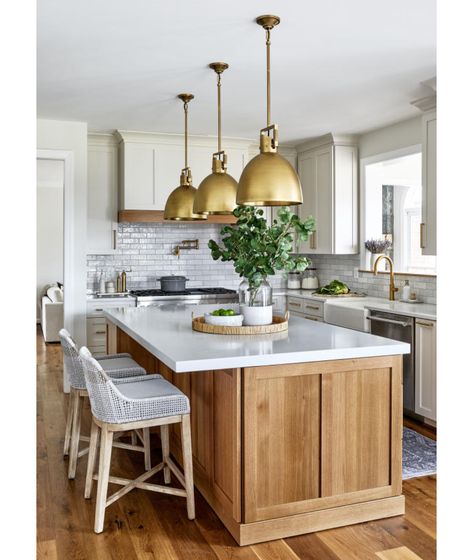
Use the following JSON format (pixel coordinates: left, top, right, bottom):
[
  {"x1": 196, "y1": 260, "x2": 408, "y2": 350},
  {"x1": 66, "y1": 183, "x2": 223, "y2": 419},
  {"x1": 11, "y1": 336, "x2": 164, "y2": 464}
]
[
  {"x1": 358, "y1": 116, "x2": 422, "y2": 159},
  {"x1": 37, "y1": 119, "x2": 88, "y2": 357},
  {"x1": 37, "y1": 159, "x2": 64, "y2": 320}
]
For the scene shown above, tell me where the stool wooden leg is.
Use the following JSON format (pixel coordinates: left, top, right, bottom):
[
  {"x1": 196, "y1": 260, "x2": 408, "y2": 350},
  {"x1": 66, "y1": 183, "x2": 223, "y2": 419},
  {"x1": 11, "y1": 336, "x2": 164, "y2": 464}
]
[
  {"x1": 68, "y1": 389, "x2": 83, "y2": 479},
  {"x1": 180, "y1": 415, "x2": 195, "y2": 520},
  {"x1": 131, "y1": 431, "x2": 137, "y2": 446},
  {"x1": 84, "y1": 421, "x2": 100, "y2": 499},
  {"x1": 63, "y1": 392, "x2": 74, "y2": 456},
  {"x1": 161, "y1": 425, "x2": 171, "y2": 484},
  {"x1": 143, "y1": 428, "x2": 151, "y2": 471},
  {"x1": 94, "y1": 426, "x2": 114, "y2": 534}
]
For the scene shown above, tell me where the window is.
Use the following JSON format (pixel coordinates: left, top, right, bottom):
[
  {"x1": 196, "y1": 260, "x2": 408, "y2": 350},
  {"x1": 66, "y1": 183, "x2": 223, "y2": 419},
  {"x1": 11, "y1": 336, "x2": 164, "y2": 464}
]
[{"x1": 361, "y1": 148, "x2": 436, "y2": 275}]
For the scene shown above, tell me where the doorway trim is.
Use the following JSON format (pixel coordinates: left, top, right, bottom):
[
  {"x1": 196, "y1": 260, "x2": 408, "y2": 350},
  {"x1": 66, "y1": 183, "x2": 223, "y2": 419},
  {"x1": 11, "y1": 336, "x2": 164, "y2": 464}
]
[{"x1": 37, "y1": 149, "x2": 74, "y2": 392}]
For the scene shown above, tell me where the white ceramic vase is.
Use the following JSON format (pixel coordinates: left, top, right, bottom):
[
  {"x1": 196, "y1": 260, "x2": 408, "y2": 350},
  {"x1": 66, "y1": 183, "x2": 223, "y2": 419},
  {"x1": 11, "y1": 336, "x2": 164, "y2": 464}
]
[{"x1": 241, "y1": 304, "x2": 273, "y2": 326}]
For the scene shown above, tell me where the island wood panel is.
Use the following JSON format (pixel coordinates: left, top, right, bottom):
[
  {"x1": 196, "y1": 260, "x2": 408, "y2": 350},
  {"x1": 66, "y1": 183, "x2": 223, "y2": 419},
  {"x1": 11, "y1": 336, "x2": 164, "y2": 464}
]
[
  {"x1": 243, "y1": 369, "x2": 321, "y2": 523},
  {"x1": 321, "y1": 367, "x2": 391, "y2": 496},
  {"x1": 243, "y1": 356, "x2": 403, "y2": 524}
]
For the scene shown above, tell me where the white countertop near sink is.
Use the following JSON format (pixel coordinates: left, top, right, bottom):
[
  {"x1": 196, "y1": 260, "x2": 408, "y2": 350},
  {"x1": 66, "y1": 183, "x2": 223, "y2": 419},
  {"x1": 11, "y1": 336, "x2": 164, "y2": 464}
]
[
  {"x1": 274, "y1": 289, "x2": 436, "y2": 321},
  {"x1": 103, "y1": 304, "x2": 410, "y2": 373}
]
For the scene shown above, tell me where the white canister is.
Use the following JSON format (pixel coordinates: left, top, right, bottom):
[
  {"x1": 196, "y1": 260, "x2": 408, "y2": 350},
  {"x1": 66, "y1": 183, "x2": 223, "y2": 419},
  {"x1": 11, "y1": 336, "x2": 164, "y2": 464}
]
[
  {"x1": 241, "y1": 305, "x2": 273, "y2": 326},
  {"x1": 287, "y1": 272, "x2": 301, "y2": 290},
  {"x1": 105, "y1": 281, "x2": 115, "y2": 293}
]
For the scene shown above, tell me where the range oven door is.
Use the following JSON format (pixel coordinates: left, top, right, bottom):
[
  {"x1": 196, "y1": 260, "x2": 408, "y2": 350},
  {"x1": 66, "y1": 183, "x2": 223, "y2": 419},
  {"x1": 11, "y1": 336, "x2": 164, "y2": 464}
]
[{"x1": 367, "y1": 310, "x2": 416, "y2": 416}]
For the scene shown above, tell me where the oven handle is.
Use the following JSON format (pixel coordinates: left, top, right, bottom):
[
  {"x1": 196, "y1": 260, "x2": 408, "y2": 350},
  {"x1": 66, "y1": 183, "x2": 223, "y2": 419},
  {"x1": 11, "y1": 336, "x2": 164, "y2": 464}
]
[{"x1": 366, "y1": 315, "x2": 411, "y2": 328}]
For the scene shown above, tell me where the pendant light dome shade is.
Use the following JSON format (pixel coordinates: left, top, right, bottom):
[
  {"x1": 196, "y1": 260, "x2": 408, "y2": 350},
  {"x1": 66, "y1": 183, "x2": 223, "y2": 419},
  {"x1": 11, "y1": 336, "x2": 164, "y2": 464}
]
[
  {"x1": 164, "y1": 181, "x2": 205, "y2": 221},
  {"x1": 164, "y1": 93, "x2": 207, "y2": 221},
  {"x1": 194, "y1": 62, "x2": 237, "y2": 215},
  {"x1": 194, "y1": 170, "x2": 238, "y2": 214},
  {"x1": 237, "y1": 145, "x2": 302, "y2": 206},
  {"x1": 236, "y1": 15, "x2": 303, "y2": 207}
]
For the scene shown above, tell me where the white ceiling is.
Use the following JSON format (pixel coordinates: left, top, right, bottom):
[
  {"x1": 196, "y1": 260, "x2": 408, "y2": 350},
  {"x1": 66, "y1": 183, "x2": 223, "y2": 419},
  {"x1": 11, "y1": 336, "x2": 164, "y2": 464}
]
[{"x1": 37, "y1": 0, "x2": 436, "y2": 144}]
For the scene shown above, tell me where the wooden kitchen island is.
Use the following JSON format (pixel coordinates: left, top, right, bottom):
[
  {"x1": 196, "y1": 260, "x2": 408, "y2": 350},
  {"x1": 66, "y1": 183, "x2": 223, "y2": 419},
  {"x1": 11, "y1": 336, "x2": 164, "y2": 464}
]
[{"x1": 103, "y1": 305, "x2": 409, "y2": 545}]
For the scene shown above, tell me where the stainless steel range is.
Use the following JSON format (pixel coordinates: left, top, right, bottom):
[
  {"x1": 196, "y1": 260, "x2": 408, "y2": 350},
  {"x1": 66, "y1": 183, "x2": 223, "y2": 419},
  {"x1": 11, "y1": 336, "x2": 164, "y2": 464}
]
[{"x1": 130, "y1": 287, "x2": 238, "y2": 307}]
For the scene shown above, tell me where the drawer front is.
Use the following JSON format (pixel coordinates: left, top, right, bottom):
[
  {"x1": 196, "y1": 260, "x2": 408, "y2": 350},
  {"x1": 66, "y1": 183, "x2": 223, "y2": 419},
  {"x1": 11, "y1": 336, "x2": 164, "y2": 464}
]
[
  {"x1": 303, "y1": 314, "x2": 324, "y2": 322},
  {"x1": 287, "y1": 297, "x2": 304, "y2": 313},
  {"x1": 302, "y1": 300, "x2": 324, "y2": 318},
  {"x1": 87, "y1": 316, "x2": 106, "y2": 327},
  {"x1": 88, "y1": 345, "x2": 107, "y2": 357}
]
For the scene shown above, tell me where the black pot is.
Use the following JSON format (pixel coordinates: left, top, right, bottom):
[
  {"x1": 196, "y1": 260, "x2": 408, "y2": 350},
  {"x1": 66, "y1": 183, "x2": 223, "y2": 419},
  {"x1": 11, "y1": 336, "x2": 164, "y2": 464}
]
[{"x1": 157, "y1": 275, "x2": 188, "y2": 292}]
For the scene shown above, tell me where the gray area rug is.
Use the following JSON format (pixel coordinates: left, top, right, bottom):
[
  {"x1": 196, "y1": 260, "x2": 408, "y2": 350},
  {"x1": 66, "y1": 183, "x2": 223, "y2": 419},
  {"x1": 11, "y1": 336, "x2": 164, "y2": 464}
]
[{"x1": 403, "y1": 427, "x2": 436, "y2": 479}]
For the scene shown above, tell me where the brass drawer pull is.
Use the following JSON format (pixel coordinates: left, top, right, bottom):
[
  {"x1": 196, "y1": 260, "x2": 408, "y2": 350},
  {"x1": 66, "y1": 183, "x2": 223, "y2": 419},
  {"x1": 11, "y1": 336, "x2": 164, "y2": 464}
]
[
  {"x1": 95, "y1": 330, "x2": 106, "y2": 335},
  {"x1": 289, "y1": 302, "x2": 302, "y2": 308},
  {"x1": 310, "y1": 231, "x2": 317, "y2": 250},
  {"x1": 306, "y1": 305, "x2": 320, "y2": 311},
  {"x1": 420, "y1": 223, "x2": 426, "y2": 249},
  {"x1": 417, "y1": 320, "x2": 434, "y2": 328}
]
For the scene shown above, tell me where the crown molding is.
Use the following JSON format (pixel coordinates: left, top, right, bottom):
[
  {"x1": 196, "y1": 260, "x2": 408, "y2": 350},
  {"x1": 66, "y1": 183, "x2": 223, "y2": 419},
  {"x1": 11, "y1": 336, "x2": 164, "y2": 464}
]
[
  {"x1": 115, "y1": 129, "x2": 253, "y2": 149},
  {"x1": 296, "y1": 133, "x2": 358, "y2": 154}
]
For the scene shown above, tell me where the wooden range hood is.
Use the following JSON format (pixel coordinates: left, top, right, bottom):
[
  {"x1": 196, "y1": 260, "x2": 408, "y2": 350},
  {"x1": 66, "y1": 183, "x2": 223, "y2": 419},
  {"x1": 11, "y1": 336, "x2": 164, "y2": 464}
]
[{"x1": 118, "y1": 210, "x2": 236, "y2": 224}]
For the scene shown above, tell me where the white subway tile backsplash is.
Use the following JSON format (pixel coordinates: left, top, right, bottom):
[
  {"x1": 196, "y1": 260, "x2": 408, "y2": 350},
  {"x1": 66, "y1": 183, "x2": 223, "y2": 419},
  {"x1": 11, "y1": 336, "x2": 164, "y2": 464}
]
[{"x1": 87, "y1": 224, "x2": 436, "y2": 304}]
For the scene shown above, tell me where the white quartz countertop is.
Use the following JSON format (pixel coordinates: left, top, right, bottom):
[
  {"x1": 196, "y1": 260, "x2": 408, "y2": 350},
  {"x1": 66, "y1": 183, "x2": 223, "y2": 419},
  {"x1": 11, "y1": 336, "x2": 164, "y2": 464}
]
[
  {"x1": 275, "y1": 290, "x2": 436, "y2": 320},
  {"x1": 104, "y1": 304, "x2": 410, "y2": 373}
]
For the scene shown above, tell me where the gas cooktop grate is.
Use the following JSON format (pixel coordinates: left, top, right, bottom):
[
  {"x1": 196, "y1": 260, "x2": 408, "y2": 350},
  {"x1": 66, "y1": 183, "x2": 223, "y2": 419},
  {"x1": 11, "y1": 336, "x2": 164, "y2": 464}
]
[{"x1": 130, "y1": 288, "x2": 236, "y2": 297}]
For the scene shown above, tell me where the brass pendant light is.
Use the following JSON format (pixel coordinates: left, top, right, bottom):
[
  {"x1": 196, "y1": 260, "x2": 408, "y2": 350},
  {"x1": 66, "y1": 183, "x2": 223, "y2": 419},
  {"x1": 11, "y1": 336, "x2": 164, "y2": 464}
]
[
  {"x1": 193, "y1": 62, "x2": 238, "y2": 215},
  {"x1": 236, "y1": 15, "x2": 303, "y2": 207},
  {"x1": 164, "y1": 94, "x2": 207, "y2": 221}
]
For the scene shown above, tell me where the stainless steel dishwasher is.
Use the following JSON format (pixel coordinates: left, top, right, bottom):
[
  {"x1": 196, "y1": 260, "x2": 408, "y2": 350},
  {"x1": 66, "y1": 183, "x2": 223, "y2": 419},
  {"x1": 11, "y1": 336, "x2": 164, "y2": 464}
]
[{"x1": 367, "y1": 309, "x2": 416, "y2": 417}]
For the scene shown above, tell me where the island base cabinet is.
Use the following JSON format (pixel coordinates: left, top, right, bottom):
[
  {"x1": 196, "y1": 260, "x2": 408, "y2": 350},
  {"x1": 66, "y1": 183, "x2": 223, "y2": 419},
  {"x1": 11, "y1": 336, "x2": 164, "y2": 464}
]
[
  {"x1": 113, "y1": 326, "x2": 404, "y2": 545},
  {"x1": 243, "y1": 357, "x2": 402, "y2": 524}
]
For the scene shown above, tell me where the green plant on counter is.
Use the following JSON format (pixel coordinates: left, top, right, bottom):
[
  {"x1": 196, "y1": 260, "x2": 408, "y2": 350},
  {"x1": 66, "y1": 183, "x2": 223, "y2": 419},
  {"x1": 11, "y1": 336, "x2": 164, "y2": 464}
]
[{"x1": 208, "y1": 206, "x2": 316, "y2": 295}]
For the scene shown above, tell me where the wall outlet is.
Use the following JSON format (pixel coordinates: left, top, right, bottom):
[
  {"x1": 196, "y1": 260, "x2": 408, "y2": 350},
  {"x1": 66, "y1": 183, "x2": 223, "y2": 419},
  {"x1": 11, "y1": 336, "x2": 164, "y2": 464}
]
[{"x1": 353, "y1": 267, "x2": 359, "y2": 279}]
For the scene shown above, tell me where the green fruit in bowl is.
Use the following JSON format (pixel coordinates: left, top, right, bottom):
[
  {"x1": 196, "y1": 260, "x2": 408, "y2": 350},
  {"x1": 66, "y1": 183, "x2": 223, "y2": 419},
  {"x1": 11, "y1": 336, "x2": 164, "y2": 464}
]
[{"x1": 211, "y1": 308, "x2": 235, "y2": 316}]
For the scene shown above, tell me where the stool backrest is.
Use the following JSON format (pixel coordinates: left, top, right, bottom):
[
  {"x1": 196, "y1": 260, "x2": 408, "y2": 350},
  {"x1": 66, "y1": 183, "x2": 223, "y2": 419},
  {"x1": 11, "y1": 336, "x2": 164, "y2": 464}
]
[
  {"x1": 79, "y1": 346, "x2": 126, "y2": 423},
  {"x1": 59, "y1": 328, "x2": 87, "y2": 390}
]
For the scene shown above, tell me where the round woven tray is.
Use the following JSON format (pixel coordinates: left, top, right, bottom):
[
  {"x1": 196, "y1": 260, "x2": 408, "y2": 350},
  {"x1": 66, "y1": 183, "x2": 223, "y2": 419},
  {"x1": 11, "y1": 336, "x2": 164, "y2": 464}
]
[{"x1": 191, "y1": 313, "x2": 289, "y2": 335}]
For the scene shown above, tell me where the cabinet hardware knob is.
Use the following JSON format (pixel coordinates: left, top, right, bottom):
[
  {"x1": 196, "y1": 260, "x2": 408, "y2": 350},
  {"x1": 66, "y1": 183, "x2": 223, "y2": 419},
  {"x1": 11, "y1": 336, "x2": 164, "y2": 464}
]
[{"x1": 417, "y1": 320, "x2": 434, "y2": 328}]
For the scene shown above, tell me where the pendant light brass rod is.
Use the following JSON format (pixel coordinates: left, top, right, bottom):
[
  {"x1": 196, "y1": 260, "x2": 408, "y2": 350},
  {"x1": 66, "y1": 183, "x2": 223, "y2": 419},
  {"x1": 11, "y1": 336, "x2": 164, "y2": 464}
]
[
  {"x1": 184, "y1": 100, "x2": 188, "y2": 169},
  {"x1": 217, "y1": 73, "x2": 222, "y2": 153},
  {"x1": 266, "y1": 28, "x2": 271, "y2": 127}
]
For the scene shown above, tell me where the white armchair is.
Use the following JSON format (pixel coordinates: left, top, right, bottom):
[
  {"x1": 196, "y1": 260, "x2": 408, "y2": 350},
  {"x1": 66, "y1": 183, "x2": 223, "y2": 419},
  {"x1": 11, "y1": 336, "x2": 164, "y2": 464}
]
[{"x1": 40, "y1": 286, "x2": 64, "y2": 342}]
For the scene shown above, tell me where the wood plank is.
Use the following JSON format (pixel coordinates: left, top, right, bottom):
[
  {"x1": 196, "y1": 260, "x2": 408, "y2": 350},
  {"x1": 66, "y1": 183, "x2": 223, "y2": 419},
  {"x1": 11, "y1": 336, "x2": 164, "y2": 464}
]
[
  {"x1": 321, "y1": 368, "x2": 391, "y2": 496},
  {"x1": 376, "y1": 515, "x2": 436, "y2": 560},
  {"x1": 251, "y1": 540, "x2": 301, "y2": 560},
  {"x1": 376, "y1": 546, "x2": 424, "y2": 560},
  {"x1": 118, "y1": 209, "x2": 236, "y2": 224}
]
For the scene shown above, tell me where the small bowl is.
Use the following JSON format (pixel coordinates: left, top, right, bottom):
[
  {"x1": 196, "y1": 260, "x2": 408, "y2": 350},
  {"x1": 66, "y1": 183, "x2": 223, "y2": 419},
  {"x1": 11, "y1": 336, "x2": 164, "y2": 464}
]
[{"x1": 204, "y1": 313, "x2": 244, "y2": 327}]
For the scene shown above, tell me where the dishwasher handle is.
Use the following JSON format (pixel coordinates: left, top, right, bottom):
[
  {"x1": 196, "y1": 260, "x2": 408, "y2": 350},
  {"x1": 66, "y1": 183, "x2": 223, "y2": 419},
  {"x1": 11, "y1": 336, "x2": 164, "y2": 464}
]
[{"x1": 366, "y1": 315, "x2": 411, "y2": 328}]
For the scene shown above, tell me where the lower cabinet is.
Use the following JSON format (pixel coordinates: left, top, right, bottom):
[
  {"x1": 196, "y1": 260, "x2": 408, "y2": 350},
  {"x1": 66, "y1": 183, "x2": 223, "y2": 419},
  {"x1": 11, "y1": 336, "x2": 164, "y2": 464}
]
[
  {"x1": 415, "y1": 319, "x2": 437, "y2": 421},
  {"x1": 87, "y1": 299, "x2": 135, "y2": 355},
  {"x1": 288, "y1": 296, "x2": 324, "y2": 322}
]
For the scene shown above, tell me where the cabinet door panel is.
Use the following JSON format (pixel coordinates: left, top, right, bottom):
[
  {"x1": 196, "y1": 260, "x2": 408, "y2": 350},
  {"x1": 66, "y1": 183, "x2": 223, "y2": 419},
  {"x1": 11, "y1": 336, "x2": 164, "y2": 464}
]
[
  {"x1": 154, "y1": 145, "x2": 184, "y2": 210},
  {"x1": 334, "y1": 145, "x2": 358, "y2": 253},
  {"x1": 123, "y1": 143, "x2": 157, "y2": 209},
  {"x1": 87, "y1": 145, "x2": 117, "y2": 254},
  {"x1": 422, "y1": 112, "x2": 436, "y2": 255},
  {"x1": 321, "y1": 369, "x2": 391, "y2": 496},
  {"x1": 415, "y1": 320, "x2": 436, "y2": 420},
  {"x1": 313, "y1": 148, "x2": 334, "y2": 254},
  {"x1": 244, "y1": 368, "x2": 321, "y2": 521}
]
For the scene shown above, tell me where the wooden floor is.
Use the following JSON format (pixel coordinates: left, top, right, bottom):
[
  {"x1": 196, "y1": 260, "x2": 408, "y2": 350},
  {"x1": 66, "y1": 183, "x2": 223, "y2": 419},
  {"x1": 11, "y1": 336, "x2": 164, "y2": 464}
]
[{"x1": 37, "y1": 329, "x2": 436, "y2": 560}]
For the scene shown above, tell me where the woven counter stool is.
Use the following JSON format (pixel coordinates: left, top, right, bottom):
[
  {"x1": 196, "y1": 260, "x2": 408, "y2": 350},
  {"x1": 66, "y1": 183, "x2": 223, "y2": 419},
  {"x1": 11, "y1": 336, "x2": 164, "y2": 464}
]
[
  {"x1": 59, "y1": 329, "x2": 151, "y2": 479},
  {"x1": 79, "y1": 347, "x2": 195, "y2": 534}
]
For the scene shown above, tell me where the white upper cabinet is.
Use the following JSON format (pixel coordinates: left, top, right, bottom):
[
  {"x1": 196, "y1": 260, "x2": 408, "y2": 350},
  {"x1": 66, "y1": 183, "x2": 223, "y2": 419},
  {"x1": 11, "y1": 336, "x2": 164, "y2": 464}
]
[
  {"x1": 297, "y1": 135, "x2": 358, "y2": 254},
  {"x1": 421, "y1": 110, "x2": 436, "y2": 255},
  {"x1": 415, "y1": 319, "x2": 436, "y2": 421},
  {"x1": 117, "y1": 132, "x2": 249, "y2": 211},
  {"x1": 87, "y1": 134, "x2": 118, "y2": 254}
]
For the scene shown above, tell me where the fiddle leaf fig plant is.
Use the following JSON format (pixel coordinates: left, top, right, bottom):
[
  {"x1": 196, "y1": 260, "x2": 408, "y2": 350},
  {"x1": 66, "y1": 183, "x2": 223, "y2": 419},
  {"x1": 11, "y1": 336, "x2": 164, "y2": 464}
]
[{"x1": 208, "y1": 206, "x2": 316, "y2": 293}]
